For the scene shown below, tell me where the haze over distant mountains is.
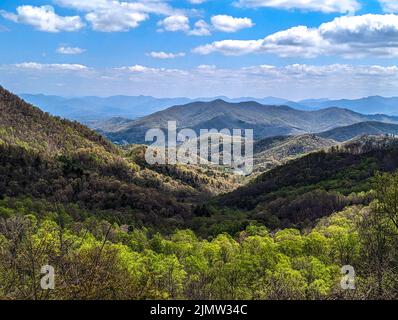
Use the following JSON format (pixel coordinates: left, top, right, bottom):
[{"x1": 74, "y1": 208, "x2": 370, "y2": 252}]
[
  {"x1": 20, "y1": 93, "x2": 312, "y2": 123},
  {"x1": 318, "y1": 121, "x2": 398, "y2": 142},
  {"x1": 20, "y1": 93, "x2": 398, "y2": 125},
  {"x1": 300, "y1": 96, "x2": 398, "y2": 116},
  {"x1": 19, "y1": 94, "x2": 193, "y2": 122},
  {"x1": 100, "y1": 99, "x2": 398, "y2": 144}
]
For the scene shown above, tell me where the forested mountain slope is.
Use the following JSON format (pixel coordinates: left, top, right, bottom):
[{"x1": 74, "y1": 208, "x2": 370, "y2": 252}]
[
  {"x1": 0, "y1": 86, "x2": 238, "y2": 231},
  {"x1": 2, "y1": 87, "x2": 398, "y2": 300},
  {"x1": 318, "y1": 121, "x2": 398, "y2": 142},
  {"x1": 1, "y1": 87, "x2": 116, "y2": 155},
  {"x1": 218, "y1": 136, "x2": 398, "y2": 229},
  {"x1": 252, "y1": 122, "x2": 398, "y2": 172},
  {"x1": 102, "y1": 99, "x2": 398, "y2": 144},
  {"x1": 253, "y1": 134, "x2": 338, "y2": 172}
]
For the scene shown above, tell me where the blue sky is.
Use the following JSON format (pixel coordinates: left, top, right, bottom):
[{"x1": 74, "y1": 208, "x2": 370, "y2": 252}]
[{"x1": 1, "y1": 0, "x2": 398, "y2": 100}]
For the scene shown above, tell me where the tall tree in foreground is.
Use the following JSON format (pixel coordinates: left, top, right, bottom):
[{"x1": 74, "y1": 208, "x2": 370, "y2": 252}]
[{"x1": 358, "y1": 172, "x2": 398, "y2": 299}]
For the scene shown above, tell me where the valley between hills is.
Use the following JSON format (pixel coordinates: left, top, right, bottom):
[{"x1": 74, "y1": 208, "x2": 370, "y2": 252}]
[{"x1": 2, "y1": 85, "x2": 398, "y2": 299}]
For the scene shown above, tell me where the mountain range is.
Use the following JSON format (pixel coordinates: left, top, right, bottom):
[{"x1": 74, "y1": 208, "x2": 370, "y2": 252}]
[
  {"x1": 19, "y1": 94, "x2": 398, "y2": 125},
  {"x1": 301, "y1": 96, "x2": 398, "y2": 115},
  {"x1": 3, "y1": 86, "x2": 398, "y2": 300},
  {"x1": 19, "y1": 93, "x2": 312, "y2": 123},
  {"x1": 5, "y1": 85, "x2": 398, "y2": 229},
  {"x1": 318, "y1": 121, "x2": 398, "y2": 142},
  {"x1": 253, "y1": 134, "x2": 338, "y2": 172},
  {"x1": 218, "y1": 134, "x2": 398, "y2": 228},
  {"x1": 0, "y1": 86, "x2": 239, "y2": 230},
  {"x1": 100, "y1": 99, "x2": 398, "y2": 144}
]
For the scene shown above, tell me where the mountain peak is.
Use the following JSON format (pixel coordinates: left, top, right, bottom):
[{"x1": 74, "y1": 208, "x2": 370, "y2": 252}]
[{"x1": 102, "y1": 99, "x2": 398, "y2": 144}]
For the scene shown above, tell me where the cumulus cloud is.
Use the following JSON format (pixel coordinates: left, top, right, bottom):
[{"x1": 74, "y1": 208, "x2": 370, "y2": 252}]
[
  {"x1": 157, "y1": 15, "x2": 190, "y2": 32},
  {"x1": 147, "y1": 51, "x2": 186, "y2": 59},
  {"x1": 54, "y1": 0, "x2": 177, "y2": 16},
  {"x1": 158, "y1": 14, "x2": 253, "y2": 36},
  {"x1": 57, "y1": 46, "x2": 86, "y2": 55},
  {"x1": 194, "y1": 39, "x2": 263, "y2": 55},
  {"x1": 0, "y1": 5, "x2": 84, "y2": 32},
  {"x1": 189, "y1": 20, "x2": 211, "y2": 36},
  {"x1": 235, "y1": 0, "x2": 360, "y2": 14},
  {"x1": 157, "y1": 15, "x2": 211, "y2": 36},
  {"x1": 54, "y1": 0, "x2": 181, "y2": 32},
  {"x1": 85, "y1": 6, "x2": 148, "y2": 32},
  {"x1": 211, "y1": 15, "x2": 254, "y2": 32},
  {"x1": 193, "y1": 14, "x2": 398, "y2": 58}
]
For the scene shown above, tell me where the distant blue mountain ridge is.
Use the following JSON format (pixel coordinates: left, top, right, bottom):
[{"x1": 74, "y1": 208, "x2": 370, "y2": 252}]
[{"x1": 19, "y1": 94, "x2": 398, "y2": 124}]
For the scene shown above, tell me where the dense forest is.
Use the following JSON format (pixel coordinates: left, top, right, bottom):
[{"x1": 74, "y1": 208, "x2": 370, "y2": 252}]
[
  {"x1": 1, "y1": 171, "x2": 398, "y2": 299},
  {"x1": 1, "y1": 86, "x2": 398, "y2": 299}
]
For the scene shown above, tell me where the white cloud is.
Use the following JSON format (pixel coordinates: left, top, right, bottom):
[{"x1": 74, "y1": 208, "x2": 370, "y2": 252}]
[
  {"x1": 188, "y1": 20, "x2": 211, "y2": 36},
  {"x1": 57, "y1": 46, "x2": 86, "y2": 55},
  {"x1": 193, "y1": 39, "x2": 263, "y2": 55},
  {"x1": 54, "y1": 0, "x2": 177, "y2": 16},
  {"x1": 14, "y1": 62, "x2": 88, "y2": 71},
  {"x1": 3, "y1": 62, "x2": 398, "y2": 99},
  {"x1": 158, "y1": 15, "x2": 190, "y2": 32},
  {"x1": 211, "y1": 15, "x2": 254, "y2": 33},
  {"x1": 147, "y1": 51, "x2": 186, "y2": 59},
  {"x1": 1, "y1": 5, "x2": 84, "y2": 32},
  {"x1": 53, "y1": 0, "x2": 111, "y2": 11},
  {"x1": 197, "y1": 64, "x2": 217, "y2": 70},
  {"x1": 54, "y1": 0, "x2": 182, "y2": 32},
  {"x1": 85, "y1": 6, "x2": 148, "y2": 32},
  {"x1": 235, "y1": 0, "x2": 360, "y2": 14},
  {"x1": 158, "y1": 14, "x2": 252, "y2": 36},
  {"x1": 194, "y1": 14, "x2": 398, "y2": 58},
  {"x1": 117, "y1": 64, "x2": 187, "y2": 75},
  {"x1": 379, "y1": 0, "x2": 398, "y2": 13},
  {"x1": 188, "y1": 0, "x2": 207, "y2": 4},
  {"x1": 114, "y1": 63, "x2": 398, "y2": 80},
  {"x1": 158, "y1": 15, "x2": 211, "y2": 36},
  {"x1": 119, "y1": 65, "x2": 158, "y2": 73},
  {"x1": 106, "y1": 63, "x2": 398, "y2": 99}
]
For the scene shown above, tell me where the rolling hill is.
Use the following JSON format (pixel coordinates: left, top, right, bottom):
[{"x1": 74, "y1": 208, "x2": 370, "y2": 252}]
[
  {"x1": 0, "y1": 86, "x2": 239, "y2": 231},
  {"x1": 252, "y1": 121, "x2": 398, "y2": 173},
  {"x1": 253, "y1": 134, "x2": 338, "y2": 172},
  {"x1": 318, "y1": 121, "x2": 398, "y2": 142},
  {"x1": 217, "y1": 135, "x2": 398, "y2": 228},
  {"x1": 20, "y1": 94, "x2": 313, "y2": 124},
  {"x1": 102, "y1": 99, "x2": 398, "y2": 144},
  {"x1": 300, "y1": 96, "x2": 398, "y2": 115},
  {"x1": 20, "y1": 94, "x2": 398, "y2": 126}
]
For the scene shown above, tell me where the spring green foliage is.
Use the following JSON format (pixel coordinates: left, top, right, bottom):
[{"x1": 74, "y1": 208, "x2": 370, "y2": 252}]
[
  {"x1": 218, "y1": 140, "x2": 398, "y2": 229},
  {"x1": 0, "y1": 196, "x2": 360, "y2": 300},
  {"x1": 2, "y1": 86, "x2": 398, "y2": 299},
  {"x1": 3, "y1": 171, "x2": 398, "y2": 300}
]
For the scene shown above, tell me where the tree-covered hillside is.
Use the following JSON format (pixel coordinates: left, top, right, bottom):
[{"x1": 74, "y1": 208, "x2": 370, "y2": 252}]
[
  {"x1": 253, "y1": 134, "x2": 338, "y2": 172},
  {"x1": 0, "y1": 86, "x2": 237, "y2": 232},
  {"x1": 2, "y1": 171, "x2": 398, "y2": 299},
  {"x1": 103, "y1": 99, "x2": 398, "y2": 144},
  {"x1": 218, "y1": 136, "x2": 398, "y2": 229},
  {"x1": 2, "y1": 86, "x2": 398, "y2": 300}
]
